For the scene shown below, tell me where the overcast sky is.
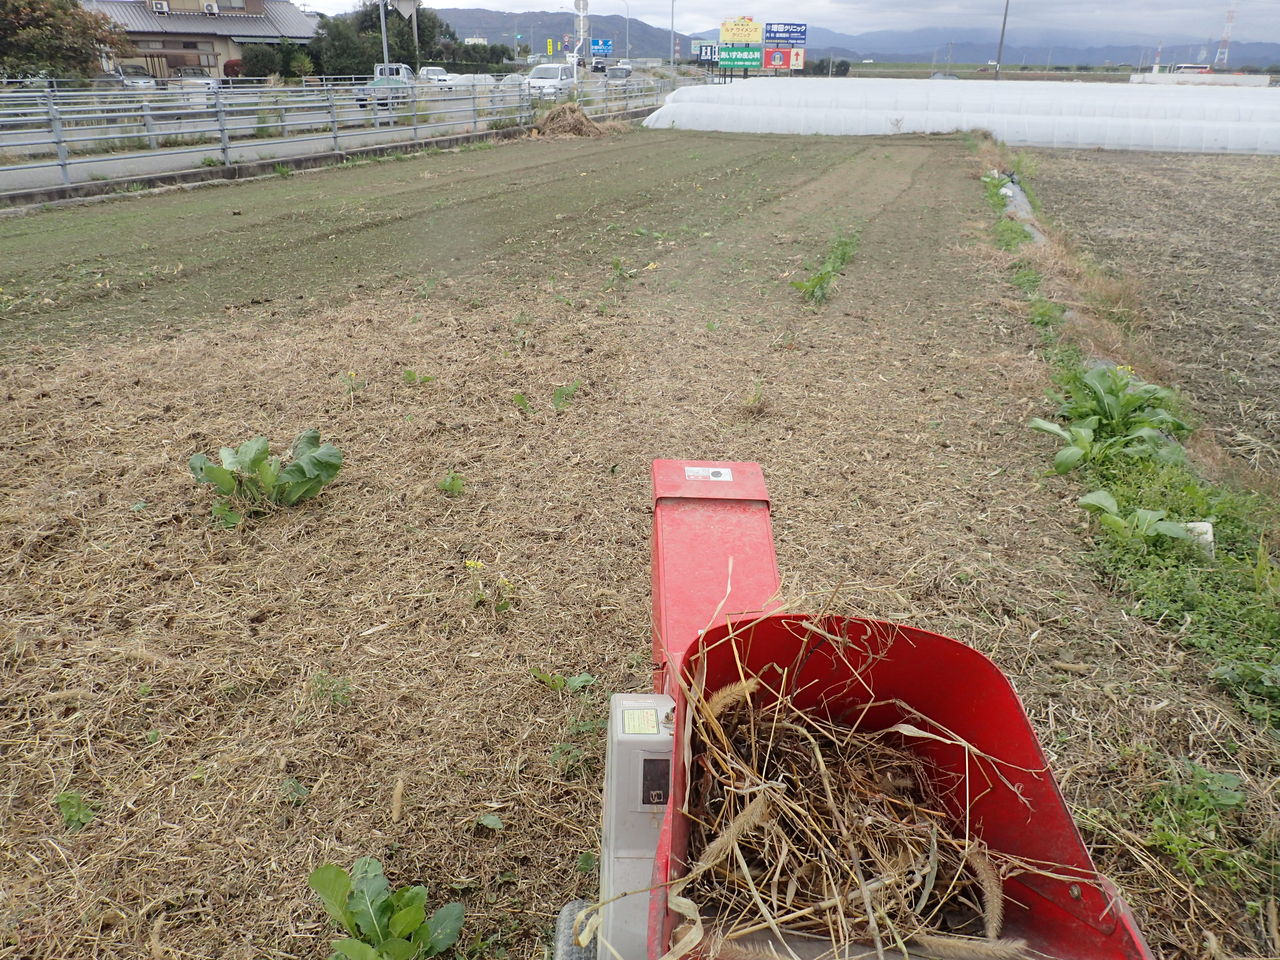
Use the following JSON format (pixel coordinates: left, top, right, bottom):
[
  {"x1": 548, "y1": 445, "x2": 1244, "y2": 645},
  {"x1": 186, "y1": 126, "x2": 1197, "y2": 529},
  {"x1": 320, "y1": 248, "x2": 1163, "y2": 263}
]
[{"x1": 295, "y1": 0, "x2": 1280, "y2": 43}]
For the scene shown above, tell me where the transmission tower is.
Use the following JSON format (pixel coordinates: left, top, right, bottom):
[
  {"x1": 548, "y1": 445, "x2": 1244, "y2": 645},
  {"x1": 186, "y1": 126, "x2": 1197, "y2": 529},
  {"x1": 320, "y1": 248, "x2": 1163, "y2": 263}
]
[{"x1": 1213, "y1": 1, "x2": 1236, "y2": 68}]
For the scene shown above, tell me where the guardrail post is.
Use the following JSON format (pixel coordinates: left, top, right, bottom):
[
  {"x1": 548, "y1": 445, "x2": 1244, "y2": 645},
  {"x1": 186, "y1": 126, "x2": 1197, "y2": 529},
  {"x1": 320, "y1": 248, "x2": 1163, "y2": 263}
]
[
  {"x1": 411, "y1": 89, "x2": 419, "y2": 141},
  {"x1": 142, "y1": 101, "x2": 158, "y2": 149},
  {"x1": 328, "y1": 88, "x2": 340, "y2": 152},
  {"x1": 214, "y1": 88, "x2": 231, "y2": 165},
  {"x1": 46, "y1": 95, "x2": 70, "y2": 185}
]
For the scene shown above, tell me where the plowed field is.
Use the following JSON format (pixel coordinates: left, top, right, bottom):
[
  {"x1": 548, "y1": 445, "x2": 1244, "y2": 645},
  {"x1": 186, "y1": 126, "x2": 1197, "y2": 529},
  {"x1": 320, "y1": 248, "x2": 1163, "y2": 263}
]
[{"x1": 2, "y1": 131, "x2": 1275, "y2": 960}]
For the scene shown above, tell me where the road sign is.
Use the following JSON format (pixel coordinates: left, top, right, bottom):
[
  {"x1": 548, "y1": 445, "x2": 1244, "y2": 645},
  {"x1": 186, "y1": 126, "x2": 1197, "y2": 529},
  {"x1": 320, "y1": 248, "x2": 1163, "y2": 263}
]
[
  {"x1": 763, "y1": 47, "x2": 805, "y2": 69},
  {"x1": 697, "y1": 43, "x2": 719, "y2": 62},
  {"x1": 591, "y1": 38, "x2": 613, "y2": 56},
  {"x1": 574, "y1": 0, "x2": 588, "y2": 12},
  {"x1": 719, "y1": 17, "x2": 762, "y2": 44},
  {"x1": 764, "y1": 22, "x2": 806, "y2": 45},
  {"x1": 719, "y1": 45, "x2": 762, "y2": 69}
]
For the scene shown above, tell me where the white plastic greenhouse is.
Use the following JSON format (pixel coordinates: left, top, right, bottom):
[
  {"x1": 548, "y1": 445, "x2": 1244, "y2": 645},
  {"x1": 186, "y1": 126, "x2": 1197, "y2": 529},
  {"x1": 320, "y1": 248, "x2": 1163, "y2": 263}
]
[{"x1": 643, "y1": 78, "x2": 1280, "y2": 154}]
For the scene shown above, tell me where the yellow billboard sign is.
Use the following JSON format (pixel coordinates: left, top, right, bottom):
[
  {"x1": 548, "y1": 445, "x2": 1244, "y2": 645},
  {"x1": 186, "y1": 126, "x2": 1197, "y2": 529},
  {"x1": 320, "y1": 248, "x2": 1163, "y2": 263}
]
[{"x1": 719, "y1": 17, "x2": 763, "y2": 44}]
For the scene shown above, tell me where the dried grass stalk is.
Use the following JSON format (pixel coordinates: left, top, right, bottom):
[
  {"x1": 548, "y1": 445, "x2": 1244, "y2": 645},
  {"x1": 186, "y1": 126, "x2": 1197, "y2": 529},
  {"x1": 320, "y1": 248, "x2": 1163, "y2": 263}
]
[{"x1": 681, "y1": 675, "x2": 1027, "y2": 959}]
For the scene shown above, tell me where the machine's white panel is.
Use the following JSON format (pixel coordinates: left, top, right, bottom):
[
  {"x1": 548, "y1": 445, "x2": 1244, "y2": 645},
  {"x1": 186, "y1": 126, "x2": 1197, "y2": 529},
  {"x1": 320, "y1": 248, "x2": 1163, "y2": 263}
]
[{"x1": 599, "y1": 693, "x2": 674, "y2": 960}]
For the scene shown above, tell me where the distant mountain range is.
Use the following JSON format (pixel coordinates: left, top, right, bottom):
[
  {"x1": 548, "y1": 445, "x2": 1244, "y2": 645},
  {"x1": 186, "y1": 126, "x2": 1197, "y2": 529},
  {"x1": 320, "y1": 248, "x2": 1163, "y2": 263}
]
[
  {"x1": 693, "y1": 25, "x2": 1280, "y2": 69},
  {"x1": 799, "y1": 26, "x2": 1280, "y2": 68},
  {"x1": 433, "y1": 10, "x2": 1280, "y2": 68},
  {"x1": 435, "y1": 8, "x2": 698, "y2": 59}
]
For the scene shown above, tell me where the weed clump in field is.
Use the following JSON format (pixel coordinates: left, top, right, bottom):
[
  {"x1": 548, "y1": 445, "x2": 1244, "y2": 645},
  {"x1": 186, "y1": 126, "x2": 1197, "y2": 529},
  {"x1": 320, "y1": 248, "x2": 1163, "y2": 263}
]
[
  {"x1": 792, "y1": 231, "x2": 860, "y2": 305},
  {"x1": 189, "y1": 429, "x2": 343, "y2": 528}
]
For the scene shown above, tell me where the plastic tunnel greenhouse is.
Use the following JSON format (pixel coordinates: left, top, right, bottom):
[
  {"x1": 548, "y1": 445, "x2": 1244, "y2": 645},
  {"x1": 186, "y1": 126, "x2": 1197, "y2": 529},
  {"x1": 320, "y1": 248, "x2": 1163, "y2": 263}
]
[{"x1": 643, "y1": 78, "x2": 1280, "y2": 154}]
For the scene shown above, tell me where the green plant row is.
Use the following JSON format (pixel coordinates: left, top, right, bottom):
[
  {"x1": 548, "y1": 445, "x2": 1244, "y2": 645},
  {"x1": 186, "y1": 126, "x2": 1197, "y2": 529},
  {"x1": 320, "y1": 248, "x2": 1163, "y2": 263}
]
[
  {"x1": 1014, "y1": 268, "x2": 1279, "y2": 728},
  {"x1": 792, "y1": 231, "x2": 860, "y2": 304}
]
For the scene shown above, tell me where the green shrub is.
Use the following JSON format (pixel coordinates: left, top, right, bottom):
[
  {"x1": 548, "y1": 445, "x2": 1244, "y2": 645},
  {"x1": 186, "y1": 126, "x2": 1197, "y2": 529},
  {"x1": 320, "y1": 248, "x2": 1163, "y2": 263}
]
[{"x1": 241, "y1": 44, "x2": 281, "y2": 78}]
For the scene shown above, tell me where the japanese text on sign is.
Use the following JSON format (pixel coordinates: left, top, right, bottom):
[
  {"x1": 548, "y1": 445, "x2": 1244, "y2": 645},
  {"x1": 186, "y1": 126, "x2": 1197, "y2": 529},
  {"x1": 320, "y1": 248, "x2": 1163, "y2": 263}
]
[
  {"x1": 719, "y1": 16, "x2": 763, "y2": 44},
  {"x1": 719, "y1": 45, "x2": 763, "y2": 68},
  {"x1": 764, "y1": 22, "x2": 807, "y2": 45}
]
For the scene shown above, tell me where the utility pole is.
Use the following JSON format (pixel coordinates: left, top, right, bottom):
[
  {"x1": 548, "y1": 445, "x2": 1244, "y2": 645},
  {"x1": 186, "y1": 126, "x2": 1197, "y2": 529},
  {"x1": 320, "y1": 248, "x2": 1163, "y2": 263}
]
[
  {"x1": 378, "y1": 0, "x2": 390, "y2": 65},
  {"x1": 411, "y1": 4, "x2": 420, "y2": 69},
  {"x1": 994, "y1": 0, "x2": 1010, "y2": 80},
  {"x1": 669, "y1": 0, "x2": 675, "y2": 67},
  {"x1": 621, "y1": 0, "x2": 630, "y2": 60}
]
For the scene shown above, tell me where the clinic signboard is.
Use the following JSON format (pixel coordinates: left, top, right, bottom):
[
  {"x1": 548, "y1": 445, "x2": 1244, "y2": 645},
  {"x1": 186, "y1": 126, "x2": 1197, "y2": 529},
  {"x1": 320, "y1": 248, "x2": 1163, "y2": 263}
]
[
  {"x1": 719, "y1": 17, "x2": 763, "y2": 44},
  {"x1": 697, "y1": 43, "x2": 719, "y2": 63},
  {"x1": 764, "y1": 22, "x2": 806, "y2": 45},
  {"x1": 762, "y1": 47, "x2": 805, "y2": 69},
  {"x1": 719, "y1": 45, "x2": 763, "y2": 69}
]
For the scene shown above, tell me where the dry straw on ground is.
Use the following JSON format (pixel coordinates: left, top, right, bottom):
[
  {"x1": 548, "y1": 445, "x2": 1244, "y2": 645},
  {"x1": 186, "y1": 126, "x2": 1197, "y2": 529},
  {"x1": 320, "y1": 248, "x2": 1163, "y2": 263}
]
[{"x1": 538, "y1": 103, "x2": 604, "y2": 138}]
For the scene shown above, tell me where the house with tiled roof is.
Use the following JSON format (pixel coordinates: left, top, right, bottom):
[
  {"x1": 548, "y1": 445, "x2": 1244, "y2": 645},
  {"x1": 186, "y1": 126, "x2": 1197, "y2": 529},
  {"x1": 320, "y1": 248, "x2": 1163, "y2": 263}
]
[{"x1": 84, "y1": 0, "x2": 318, "y2": 77}]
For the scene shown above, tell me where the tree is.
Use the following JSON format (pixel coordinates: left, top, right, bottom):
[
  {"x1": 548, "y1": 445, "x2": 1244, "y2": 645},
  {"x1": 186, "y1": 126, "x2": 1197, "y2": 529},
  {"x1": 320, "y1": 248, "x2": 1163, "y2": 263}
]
[
  {"x1": 349, "y1": 3, "x2": 455, "y2": 66},
  {"x1": 241, "y1": 43, "x2": 281, "y2": 77},
  {"x1": 0, "y1": 0, "x2": 133, "y2": 76},
  {"x1": 311, "y1": 16, "x2": 377, "y2": 76},
  {"x1": 275, "y1": 37, "x2": 299, "y2": 77},
  {"x1": 834, "y1": 59, "x2": 850, "y2": 77}
]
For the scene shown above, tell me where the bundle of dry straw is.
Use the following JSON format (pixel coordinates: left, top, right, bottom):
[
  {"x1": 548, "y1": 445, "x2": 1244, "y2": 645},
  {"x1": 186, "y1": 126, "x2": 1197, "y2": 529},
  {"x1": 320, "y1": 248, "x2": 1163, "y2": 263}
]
[{"x1": 673, "y1": 676, "x2": 1029, "y2": 960}]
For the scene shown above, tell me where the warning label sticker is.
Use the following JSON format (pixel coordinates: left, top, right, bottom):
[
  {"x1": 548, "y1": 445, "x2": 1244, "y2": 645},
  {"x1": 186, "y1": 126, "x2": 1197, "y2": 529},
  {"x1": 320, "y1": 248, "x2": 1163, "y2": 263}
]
[
  {"x1": 622, "y1": 708, "x2": 659, "y2": 736},
  {"x1": 683, "y1": 466, "x2": 733, "y2": 482}
]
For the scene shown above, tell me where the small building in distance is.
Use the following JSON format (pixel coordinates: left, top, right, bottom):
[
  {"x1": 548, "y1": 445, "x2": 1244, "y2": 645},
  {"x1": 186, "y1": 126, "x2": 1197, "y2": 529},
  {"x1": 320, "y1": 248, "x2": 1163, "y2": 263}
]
[{"x1": 85, "y1": 0, "x2": 318, "y2": 78}]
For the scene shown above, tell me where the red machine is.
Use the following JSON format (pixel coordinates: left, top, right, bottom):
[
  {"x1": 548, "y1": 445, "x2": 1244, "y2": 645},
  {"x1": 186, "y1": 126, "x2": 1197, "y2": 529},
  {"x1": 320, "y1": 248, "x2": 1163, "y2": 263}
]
[{"x1": 639, "y1": 460, "x2": 1152, "y2": 960}]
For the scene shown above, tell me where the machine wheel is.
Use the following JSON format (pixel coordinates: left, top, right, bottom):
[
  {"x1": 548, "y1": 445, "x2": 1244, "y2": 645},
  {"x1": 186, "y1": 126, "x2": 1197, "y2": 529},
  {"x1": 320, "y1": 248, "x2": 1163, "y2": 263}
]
[{"x1": 553, "y1": 900, "x2": 596, "y2": 960}]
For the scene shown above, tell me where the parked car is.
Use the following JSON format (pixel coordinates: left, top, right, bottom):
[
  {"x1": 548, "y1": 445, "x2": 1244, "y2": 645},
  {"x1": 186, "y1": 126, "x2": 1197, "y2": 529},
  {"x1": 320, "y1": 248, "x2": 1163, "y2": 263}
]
[
  {"x1": 168, "y1": 66, "x2": 220, "y2": 90},
  {"x1": 92, "y1": 64, "x2": 158, "y2": 90},
  {"x1": 358, "y1": 63, "x2": 415, "y2": 105},
  {"x1": 417, "y1": 66, "x2": 451, "y2": 86},
  {"x1": 527, "y1": 63, "x2": 575, "y2": 100}
]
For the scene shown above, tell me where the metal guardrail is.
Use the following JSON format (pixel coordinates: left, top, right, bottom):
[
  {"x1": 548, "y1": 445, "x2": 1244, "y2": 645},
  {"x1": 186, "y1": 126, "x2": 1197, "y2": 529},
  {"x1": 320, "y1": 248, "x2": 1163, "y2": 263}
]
[{"x1": 0, "y1": 76, "x2": 682, "y2": 191}]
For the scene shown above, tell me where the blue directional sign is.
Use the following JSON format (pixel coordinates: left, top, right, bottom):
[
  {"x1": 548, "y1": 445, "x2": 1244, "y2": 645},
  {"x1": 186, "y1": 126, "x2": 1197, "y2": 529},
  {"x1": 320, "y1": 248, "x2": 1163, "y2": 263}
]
[
  {"x1": 591, "y1": 38, "x2": 614, "y2": 56},
  {"x1": 764, "y1": 22, "x2": 807, "y2": 45}
]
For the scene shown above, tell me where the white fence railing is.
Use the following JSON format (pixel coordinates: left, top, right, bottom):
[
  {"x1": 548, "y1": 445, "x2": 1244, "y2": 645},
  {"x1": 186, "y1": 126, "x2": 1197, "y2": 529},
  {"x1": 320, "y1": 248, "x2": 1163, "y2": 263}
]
[{"x1": 0, "y1": 76, "x2": 681, "y2": 192}]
